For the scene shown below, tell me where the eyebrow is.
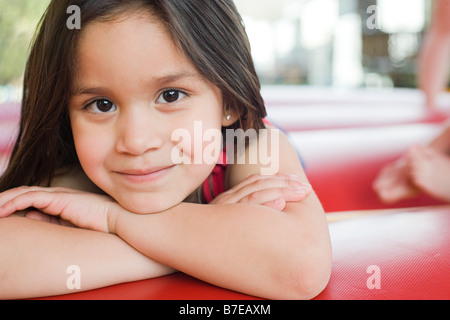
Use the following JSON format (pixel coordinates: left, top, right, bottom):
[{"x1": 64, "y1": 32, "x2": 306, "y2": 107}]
[
  {"x1": 72, "y1": 86, "x2": 110, "y2": 96},
  {"x1": 157, "y1": 71, "x2": 201, "y2": 86},
  {"x1": 72, "y1": 72, "x2": 202, "y2": 96}
]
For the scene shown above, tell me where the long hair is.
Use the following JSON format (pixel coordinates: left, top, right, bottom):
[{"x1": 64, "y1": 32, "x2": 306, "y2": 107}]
[{"x1": 0, "y1": 0, "x2": 266, "y2": 191}]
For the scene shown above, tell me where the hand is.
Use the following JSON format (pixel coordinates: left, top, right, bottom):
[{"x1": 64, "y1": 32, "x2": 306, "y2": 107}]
[
  {"x1": 0, "y1": 186, "x2": 119, "y2": 233},
  {"x1": 210, "y1": 173, "x2": 313, "y2": 211}
]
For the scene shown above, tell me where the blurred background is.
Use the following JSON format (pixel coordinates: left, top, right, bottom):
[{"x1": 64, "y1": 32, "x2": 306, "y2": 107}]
[
  {"x1": 236, "y1": 0, "x2": 433, "y2": 88},
  {"x1": 0, "y1": 0, "x2": 50, "y2": 102},
  {"x1": 0, "y1": 0, "x2": 445, "y2": 103}
]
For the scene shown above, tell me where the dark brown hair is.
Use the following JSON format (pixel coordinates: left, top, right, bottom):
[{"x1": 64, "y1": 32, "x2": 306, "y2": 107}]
[{"x1": 0, "y1": 0, "x2": 266, "y2": 191}]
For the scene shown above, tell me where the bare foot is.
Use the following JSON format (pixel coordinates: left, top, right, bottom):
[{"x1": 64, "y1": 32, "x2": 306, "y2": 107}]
[
  {"x1": 407, "y1": 145, "x2": 450, "y2": 202},
  {"x1": 373, "y1": 158, "x2": 418, "y2": 204}
]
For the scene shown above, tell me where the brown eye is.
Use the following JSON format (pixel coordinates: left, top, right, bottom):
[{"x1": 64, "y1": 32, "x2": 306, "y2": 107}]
[
  {"x1": 85, "y1": 99, "x2": 117, "y2": 113},
  {"x1": 163, "y1": 90, "x2": 180, "y2": 103},
  {"x1": 157, "y1": 90, "x2": 187, "y2": 104},
  {"x1": 96, "y1": 99, "x2": 115, "y2": 112}
]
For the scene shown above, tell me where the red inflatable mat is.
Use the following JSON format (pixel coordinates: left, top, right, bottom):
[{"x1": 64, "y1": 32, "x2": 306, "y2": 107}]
[
  {"x1": 40, "y1": 272, "x2": 256, "y2": 300},
  {"x1": 40, "y1": 206, "x2": 450, "y2": 300},
  {"x1": 316, "y1": 206, "x2": 450, "y2": 300}
]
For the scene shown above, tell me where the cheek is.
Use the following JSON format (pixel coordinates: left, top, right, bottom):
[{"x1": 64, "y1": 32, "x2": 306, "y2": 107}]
[
  {"x1": 71, "y1": 121, "x2": 110, "y2": 179},
  {"x1": 75, "y1": 138, "x2": 104, "y2": 178},
  {"x1": 171, "y1": 119, "x2": 223, "y2": 166}
]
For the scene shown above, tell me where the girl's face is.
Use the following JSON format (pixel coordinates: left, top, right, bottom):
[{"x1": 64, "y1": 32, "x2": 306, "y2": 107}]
[{"x1": 69, "y1": 12, "x2": 229, "y2": 214}]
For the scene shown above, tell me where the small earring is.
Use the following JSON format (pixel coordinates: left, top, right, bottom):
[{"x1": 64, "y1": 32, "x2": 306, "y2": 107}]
[{"x1": 226, "y1": 115, "x2": 231, "y2": 121}]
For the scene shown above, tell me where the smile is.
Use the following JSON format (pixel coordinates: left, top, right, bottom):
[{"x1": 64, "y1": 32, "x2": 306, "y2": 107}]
[{"x1": 115, "y1": 165, "x2": 176, "y2": 184}]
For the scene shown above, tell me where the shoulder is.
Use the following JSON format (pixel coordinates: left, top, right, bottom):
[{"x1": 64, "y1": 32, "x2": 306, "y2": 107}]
[{"x1": 226, "y1": 124, "x2": 306, "y2": 189}]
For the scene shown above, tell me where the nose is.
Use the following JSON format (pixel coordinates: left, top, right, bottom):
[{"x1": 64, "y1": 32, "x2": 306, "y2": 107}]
[{"x1": 115, "y1": 106, "x2": 164, "y2": 156}]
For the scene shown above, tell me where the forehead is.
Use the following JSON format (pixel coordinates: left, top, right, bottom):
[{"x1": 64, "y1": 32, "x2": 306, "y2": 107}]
[{"x1": 73, "y1": 13, "x2": 201, "y2": 89}]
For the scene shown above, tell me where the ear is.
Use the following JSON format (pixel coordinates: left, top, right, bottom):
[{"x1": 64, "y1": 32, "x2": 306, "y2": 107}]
[{"x1": 222, "y1": 110, "x2": 240, "y2": 127}]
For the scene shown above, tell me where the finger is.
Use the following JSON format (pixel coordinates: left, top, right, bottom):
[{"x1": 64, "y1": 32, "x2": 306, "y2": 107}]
[
  {"x1": 231, "y1": 172, "x2": 302, "y2": 192},
  {"x1": 25, "y1": 210, "x2": 54, "y2": 223},
  {"x1": 238, "y1": 185, "x2": 312, "y2": 206},
  {"x1": 0, "y1": 190, "x2": 68, "y2": 218},
  {"x1": 229, "y1": 177, "x2": 311, "y2": 204},
  {"x1": 262, "y1": 198, "x2": 286, "y2": 211},
  {"x1": 0, "y1": 186, "x2": 41, "y2": 208},
  {"x1": 25, "y1": 211, "x2": 76, "y2": 227},
  {"x1": 0, "y1": 186, "x2": 73, "y2": 208},
  {"x1": 25, "y1": 210, "x2": 61, "y2": 225}
]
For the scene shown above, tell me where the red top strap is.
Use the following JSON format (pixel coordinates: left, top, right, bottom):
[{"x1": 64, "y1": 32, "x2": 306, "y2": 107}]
[
  {"x1": 202, "y1": 118, "x2": 273, "y2": 203},
  {"x1": 202, "y1": 148, "x2": 227, "y2": 203}
]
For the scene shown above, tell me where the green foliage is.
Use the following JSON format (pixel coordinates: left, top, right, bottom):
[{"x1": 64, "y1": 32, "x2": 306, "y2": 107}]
[{"x1": 0, "y1": 0, "x2": 50, "y2": 85}]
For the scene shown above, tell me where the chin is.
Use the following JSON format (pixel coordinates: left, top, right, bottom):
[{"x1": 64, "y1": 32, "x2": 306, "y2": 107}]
[{"x1": 118, "y1": 194, "x2": 184, "y2": 215}]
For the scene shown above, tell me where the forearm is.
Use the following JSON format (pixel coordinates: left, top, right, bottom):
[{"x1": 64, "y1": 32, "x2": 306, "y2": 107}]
[
  {"x1": 113, "y1": 194, "x2": 331, "y2": 300},
  {"x1": 0, "y1": 217, "x2": 174, "y2": 299}
]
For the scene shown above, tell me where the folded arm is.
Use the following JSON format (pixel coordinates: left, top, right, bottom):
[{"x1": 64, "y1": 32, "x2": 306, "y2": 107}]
[
  {"x1": 0, "y1": 217, "x2": 174, "y2": 299},
  {"x1": 111, "y1": 129, "x2": 332, "y2": 299},
  {"x1": 113, "y1": 193, "x2": 330, "y2": 300},
  {"x1": 0, "y1": 167, "x2": 174, "y2": 300}
]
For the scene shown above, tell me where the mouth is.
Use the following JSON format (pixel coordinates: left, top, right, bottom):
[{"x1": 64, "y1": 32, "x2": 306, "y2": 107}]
[{"x1": 115, "y1": 165, "x2": 176, "y2": 183}]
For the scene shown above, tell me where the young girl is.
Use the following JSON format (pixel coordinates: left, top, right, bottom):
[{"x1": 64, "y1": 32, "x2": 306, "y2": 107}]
[{"x1": 0, "y1": 0, "x2": 331, "y2": 300}]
